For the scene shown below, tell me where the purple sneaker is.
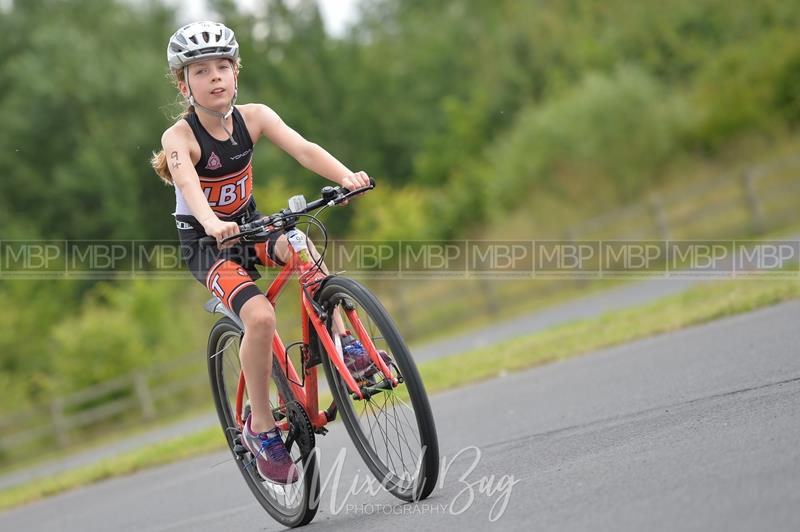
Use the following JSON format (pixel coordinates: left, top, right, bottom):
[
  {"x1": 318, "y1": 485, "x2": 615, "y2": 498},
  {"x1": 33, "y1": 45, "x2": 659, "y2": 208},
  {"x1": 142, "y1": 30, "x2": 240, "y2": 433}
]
[
  {"x1": 341, "y1": 334, "x2": 393, "y2": 380},
  {"x1": 242, "y1": 415, "x2": 299, "y2": 484}
]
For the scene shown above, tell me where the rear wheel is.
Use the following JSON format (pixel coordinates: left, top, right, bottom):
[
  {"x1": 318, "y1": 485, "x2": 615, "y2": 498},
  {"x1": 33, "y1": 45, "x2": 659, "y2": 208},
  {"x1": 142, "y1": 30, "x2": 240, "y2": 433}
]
[
  {"x1": 316, "y1": 277, "x2": 439, "y2": 501},
  {"x1": 207, "y1": 317, "x2": 319, "y2": 527}
]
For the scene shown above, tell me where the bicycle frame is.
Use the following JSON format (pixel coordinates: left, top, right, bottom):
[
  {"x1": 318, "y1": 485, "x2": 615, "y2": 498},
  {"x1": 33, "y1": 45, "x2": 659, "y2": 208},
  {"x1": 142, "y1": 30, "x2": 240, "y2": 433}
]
[{"x1": 232, "y1": 227, "x2": 398, "y2": 432}]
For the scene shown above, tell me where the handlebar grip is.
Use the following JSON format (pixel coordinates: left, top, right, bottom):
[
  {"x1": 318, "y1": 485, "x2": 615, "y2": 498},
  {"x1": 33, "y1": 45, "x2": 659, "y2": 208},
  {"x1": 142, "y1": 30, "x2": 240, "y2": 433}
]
[{"x1": 342, "y1": 177, "x2": 376, "y2": 195}]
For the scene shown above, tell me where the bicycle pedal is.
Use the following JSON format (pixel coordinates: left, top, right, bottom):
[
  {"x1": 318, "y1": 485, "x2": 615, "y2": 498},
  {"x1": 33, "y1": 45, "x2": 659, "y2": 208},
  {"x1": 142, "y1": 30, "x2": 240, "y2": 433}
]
[
  {"x1": 315, "y1": 426, "x2": 329, "y2": 436},
  {"x1": 233, "y1": 443, "x2": 247, "y2": 456}
]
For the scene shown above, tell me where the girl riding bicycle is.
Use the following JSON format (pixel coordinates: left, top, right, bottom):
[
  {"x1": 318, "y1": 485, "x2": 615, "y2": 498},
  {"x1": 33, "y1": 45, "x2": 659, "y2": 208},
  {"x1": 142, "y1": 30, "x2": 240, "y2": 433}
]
[{"x1": 151, "y1": 21, "x2": 377, "y2": 484}]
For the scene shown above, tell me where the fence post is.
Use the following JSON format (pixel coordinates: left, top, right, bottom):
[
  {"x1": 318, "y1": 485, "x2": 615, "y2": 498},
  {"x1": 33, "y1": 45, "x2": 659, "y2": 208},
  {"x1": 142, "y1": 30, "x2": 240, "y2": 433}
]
[
  {"x1": 741, "y1": 169, "x2": 765, "y2": 234},
  {"x1": 133, "y1": 372, "x2": 156, "y2": 421},
  {"x1": 649, "y1": 194, "x2": 670, "y2": 241},
  {"x1": 390, "y1": 280, "x2": 415, "y2": 341},
  {"x1": 478, "y1": 278, "x2": 499, "y2": 317},
  {"x1": 50, "y1": 397, "x2": 70, "y2": 447}
]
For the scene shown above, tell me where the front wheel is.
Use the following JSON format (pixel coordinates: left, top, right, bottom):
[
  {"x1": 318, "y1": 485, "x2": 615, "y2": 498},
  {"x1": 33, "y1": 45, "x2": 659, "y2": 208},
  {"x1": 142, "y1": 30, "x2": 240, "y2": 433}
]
[
  {"x1": 207, "y1": 317, "x2": 320, "y2": 528},
  {"x1": 316, "y1": 277, "x2": 439, "y2": 501}
]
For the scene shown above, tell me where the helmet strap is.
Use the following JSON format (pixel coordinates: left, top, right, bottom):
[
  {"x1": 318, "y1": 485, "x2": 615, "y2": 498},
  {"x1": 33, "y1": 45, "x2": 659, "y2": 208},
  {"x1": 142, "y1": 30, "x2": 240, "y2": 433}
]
[{"x1": 183, "y1": 66, "x2": 239, "y2": 146}]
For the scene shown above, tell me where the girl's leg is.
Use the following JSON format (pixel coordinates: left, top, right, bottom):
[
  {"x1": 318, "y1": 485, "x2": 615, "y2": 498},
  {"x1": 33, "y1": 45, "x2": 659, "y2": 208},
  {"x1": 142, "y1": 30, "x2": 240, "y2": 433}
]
[
  {"x1": 237, "y1": 294, "x2": 278, "y2": 433},
  {"x1": 235, "y1": 289, "x2": 298, "y2": 483}
]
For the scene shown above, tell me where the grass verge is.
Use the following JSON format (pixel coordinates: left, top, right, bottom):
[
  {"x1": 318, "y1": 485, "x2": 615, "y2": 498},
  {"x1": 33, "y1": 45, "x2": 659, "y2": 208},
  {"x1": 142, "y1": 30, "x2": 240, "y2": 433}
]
[
  {"x1": 1, "y1": 277, "x2": 798, "y2": 511},
  {"x1": 419, "y1": 277, "x2": 800, "y2": 393}
]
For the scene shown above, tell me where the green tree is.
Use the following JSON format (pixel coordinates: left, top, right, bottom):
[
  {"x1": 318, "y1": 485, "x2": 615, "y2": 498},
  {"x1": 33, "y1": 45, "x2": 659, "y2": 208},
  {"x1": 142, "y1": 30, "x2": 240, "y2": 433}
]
[{"x1": 0, "y1": 0, "x2": 178, "y2": 240}]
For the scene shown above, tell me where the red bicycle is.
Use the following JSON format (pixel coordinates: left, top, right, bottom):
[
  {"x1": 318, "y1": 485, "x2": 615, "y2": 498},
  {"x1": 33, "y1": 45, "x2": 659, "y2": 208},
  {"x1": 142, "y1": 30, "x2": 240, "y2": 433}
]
[{"x1": 204, "y1": 181, "x2": 439, "y2": 527}]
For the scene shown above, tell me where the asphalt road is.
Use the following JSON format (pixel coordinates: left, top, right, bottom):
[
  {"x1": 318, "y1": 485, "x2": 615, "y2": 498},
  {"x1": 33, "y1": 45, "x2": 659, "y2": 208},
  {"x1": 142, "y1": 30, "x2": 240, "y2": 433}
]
[{"x1": 3, "y1": 299, "x2": 799, "y2": 531}]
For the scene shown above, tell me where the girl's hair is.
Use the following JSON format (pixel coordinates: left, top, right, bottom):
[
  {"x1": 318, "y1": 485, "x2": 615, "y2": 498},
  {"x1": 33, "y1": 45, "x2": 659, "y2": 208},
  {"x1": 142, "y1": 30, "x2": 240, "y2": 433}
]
[
  {"x1": 150, "y1": 59, "x2": 241, "y2": 185},
  {"x1": 151, "y1": 67, "x2": 192, "y2": 185}
]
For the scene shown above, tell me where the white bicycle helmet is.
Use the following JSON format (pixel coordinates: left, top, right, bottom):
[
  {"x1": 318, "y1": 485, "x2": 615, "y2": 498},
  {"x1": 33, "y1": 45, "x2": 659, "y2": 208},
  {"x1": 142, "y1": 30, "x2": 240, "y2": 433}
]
[
  {"x1": 167, "y1": 21, "x2": 239, "y2": 70},
  {"x1": 167, "y1": 21, "x2": 241, "y2": 145}
]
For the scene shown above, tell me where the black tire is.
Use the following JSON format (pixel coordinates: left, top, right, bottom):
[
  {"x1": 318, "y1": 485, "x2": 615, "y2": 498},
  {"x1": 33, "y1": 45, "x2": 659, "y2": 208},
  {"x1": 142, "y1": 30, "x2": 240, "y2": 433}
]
[
  {"x1": 316, "y1": 277, "x2": 439, "y2": 501},
  {"x1": 207, "y1": 317, "x2": 320, "y2": 528}
]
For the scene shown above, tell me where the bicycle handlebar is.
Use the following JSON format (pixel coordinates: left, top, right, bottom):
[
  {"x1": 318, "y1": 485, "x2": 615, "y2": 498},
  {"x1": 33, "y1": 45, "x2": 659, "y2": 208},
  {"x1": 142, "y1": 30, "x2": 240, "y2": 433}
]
[{"x1": 199, "y1": 178, "x2": 375, "y2": 248}]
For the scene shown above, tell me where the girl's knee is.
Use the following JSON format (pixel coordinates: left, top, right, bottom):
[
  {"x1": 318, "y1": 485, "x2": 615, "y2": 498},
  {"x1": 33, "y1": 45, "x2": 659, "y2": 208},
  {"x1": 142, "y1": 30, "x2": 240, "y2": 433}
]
[{"x1": 240, "y1": 297, "x2": 276, "y2": 331}]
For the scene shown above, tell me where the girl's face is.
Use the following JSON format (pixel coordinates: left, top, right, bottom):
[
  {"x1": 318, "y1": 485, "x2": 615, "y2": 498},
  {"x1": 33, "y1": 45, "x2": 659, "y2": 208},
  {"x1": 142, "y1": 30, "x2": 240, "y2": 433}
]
[{"x1": 180, "y1": 58, "x2": 237, "y2": 110}]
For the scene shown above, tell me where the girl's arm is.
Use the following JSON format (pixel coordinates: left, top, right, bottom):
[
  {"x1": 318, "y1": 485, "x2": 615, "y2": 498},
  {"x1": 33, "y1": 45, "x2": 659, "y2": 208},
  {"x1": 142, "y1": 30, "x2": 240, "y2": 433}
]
[
  {"x1": 252, "y1": 104, "x2": 371, "y2": 191},
  {"x1": 161, "y1": 126, "x2": 240, "y2": 247}
]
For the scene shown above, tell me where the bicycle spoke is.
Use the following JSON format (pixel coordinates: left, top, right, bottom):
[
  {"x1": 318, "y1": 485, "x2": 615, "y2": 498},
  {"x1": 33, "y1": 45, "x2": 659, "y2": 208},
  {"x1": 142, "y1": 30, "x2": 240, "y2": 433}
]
[
  {"x1": 384, "y1": 397, "x2": 415, "y2": 469},
  {"x1": 372, "y1": 396, "x2": 419, "y2": 477},
  {"x1": 384, "y1": 394, "x2": 422, "y2": 447},
  {"x1": 350, "y1": 376, "x2": 422, "y2": 486},
  {"x1": 365, "y1": 398, "x2": 405, "y2": 465},
  {"x1": 365, "y1": 399, "x2": 402, "y2": 474},
  {"x1": 349, "y1": 344, "x2": 420, "y2": 479}
]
